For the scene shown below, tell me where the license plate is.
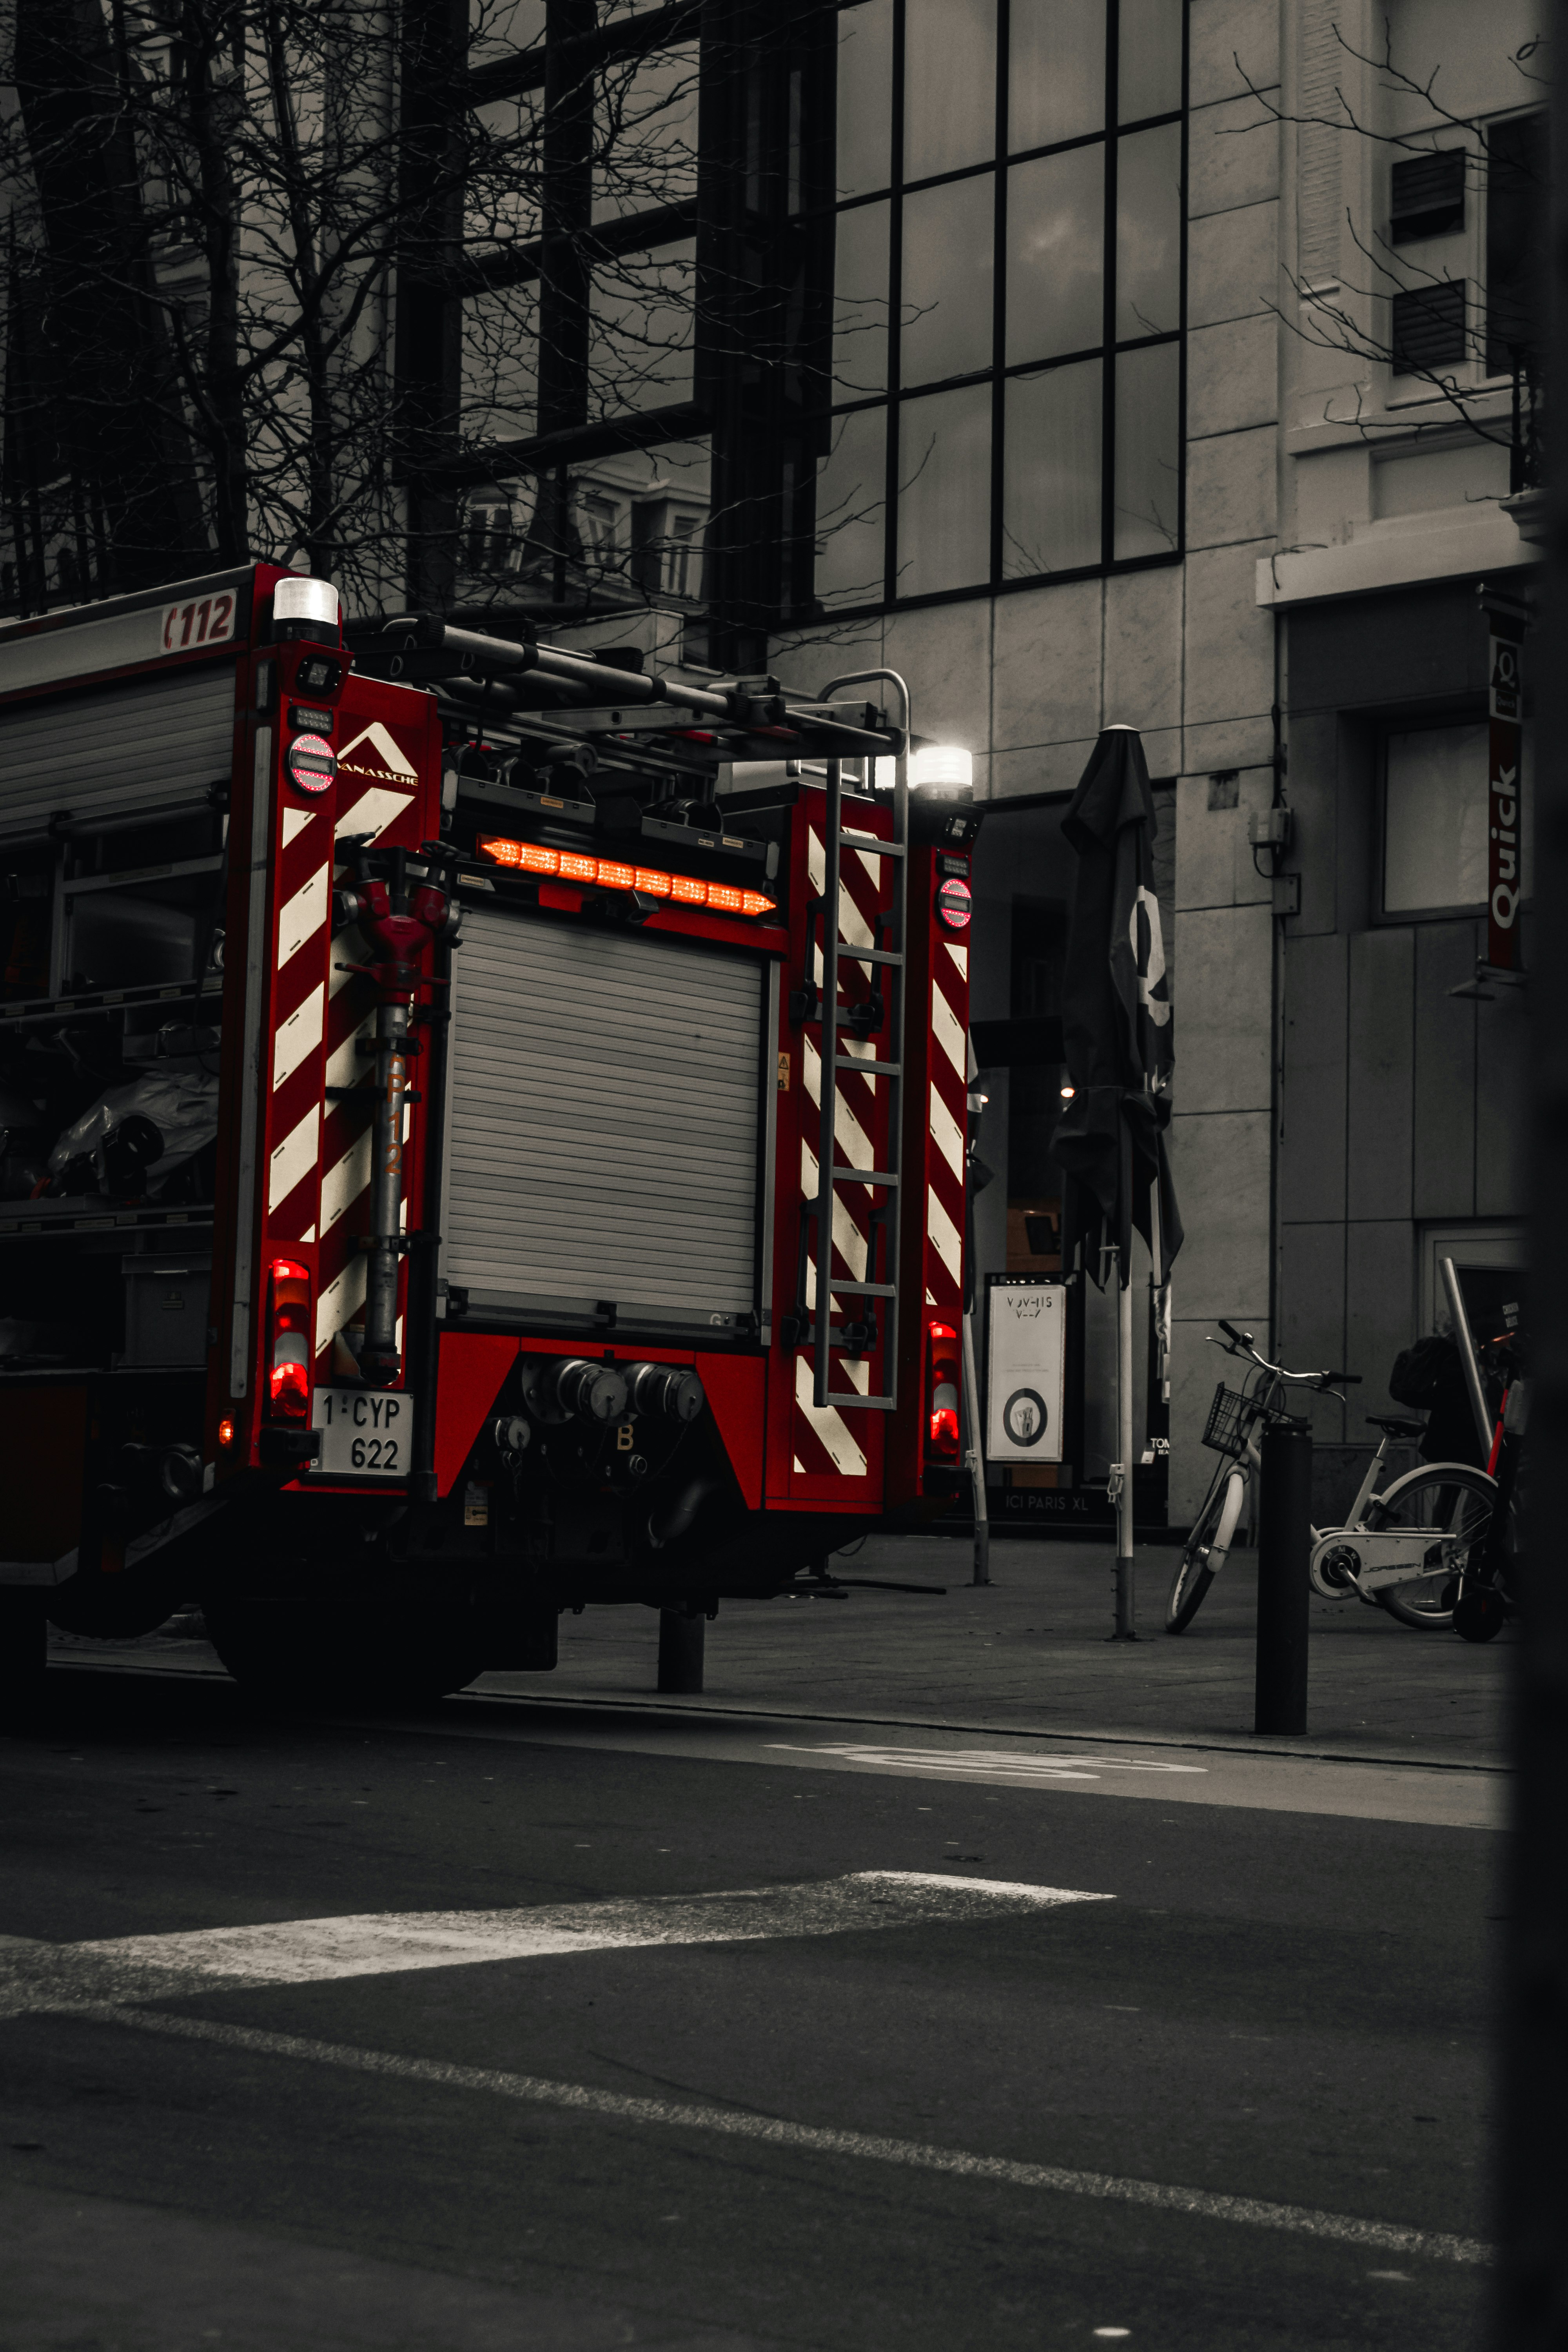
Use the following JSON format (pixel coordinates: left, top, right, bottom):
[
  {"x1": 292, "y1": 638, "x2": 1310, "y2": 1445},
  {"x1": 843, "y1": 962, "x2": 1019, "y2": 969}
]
[{"x1": 310, "y1": 1387, "x2": 415, "y2": 1479}]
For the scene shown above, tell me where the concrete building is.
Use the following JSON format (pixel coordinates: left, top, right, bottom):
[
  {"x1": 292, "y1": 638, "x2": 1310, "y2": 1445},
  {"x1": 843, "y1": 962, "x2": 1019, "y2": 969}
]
[
  {"x1": 777, "y1": 0, "x2": 1542, "y2": 1532},
  {"x1": 2, "y1": 0, "x2": 1541, "y2": 1534}
]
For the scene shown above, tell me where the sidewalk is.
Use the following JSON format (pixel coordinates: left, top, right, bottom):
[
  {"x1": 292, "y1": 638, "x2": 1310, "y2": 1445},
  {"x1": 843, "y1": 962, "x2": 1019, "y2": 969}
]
[
  {"x1": 45, "y1": 1534, "x2": 1514, "y2": 1773},
  {"x1": 484, "y1": 1535, "x2": 1514, "y2": 1772}
]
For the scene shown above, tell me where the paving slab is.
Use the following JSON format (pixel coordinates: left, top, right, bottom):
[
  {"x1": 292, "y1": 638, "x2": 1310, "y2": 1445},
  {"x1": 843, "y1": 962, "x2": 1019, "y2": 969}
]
[{"x1": 48, "y1": 1534, "x2": 1512, "y2": 1773}]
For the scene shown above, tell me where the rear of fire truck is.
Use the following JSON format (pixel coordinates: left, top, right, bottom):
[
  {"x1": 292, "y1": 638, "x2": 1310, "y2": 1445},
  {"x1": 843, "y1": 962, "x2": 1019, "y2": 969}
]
[{"x1": 0, "y1": 566, "x2": 979, "y2": 1702}]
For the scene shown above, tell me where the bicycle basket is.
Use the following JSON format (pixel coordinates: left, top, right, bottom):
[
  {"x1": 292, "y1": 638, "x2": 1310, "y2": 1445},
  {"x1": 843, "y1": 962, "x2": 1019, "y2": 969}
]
[{"x1": 1203, "y1": 1383, "x2": 1262, "y2": 1460}]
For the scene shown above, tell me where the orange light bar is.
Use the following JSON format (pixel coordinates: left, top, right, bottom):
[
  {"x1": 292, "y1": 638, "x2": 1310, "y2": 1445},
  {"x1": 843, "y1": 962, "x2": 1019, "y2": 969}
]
[{"x1": 476, "y1": 835, "x2": 775, "y2": 918}]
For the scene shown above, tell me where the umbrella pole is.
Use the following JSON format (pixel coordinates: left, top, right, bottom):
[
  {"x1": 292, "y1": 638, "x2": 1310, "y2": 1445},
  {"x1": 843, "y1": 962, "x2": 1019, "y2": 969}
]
[{"x1": 1114, "y1": 1265, "x2": 1136, "y2": 1637}]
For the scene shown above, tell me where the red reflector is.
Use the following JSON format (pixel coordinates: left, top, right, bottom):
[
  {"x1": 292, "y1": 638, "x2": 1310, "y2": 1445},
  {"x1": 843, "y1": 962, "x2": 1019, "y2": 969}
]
[
  {"x1": 936, "y1": 877, "x2": 972, "y2": 931},
  {"x1": 266, "y1": 1257, "x2": 312, "y2": 1425},
  {"x1": 925, "y1": 1320, "x2": 962, "y2": 1463}
]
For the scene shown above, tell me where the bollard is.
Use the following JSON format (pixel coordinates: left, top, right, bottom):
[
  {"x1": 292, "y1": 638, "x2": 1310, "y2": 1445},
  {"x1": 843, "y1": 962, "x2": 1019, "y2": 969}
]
[
  {"x1": 1254, "y1": 1419, "x2": 1312, "y2": 1735},
  {"x1": 657, "y1": 1607, "x2": 705, "y2": 1694}
]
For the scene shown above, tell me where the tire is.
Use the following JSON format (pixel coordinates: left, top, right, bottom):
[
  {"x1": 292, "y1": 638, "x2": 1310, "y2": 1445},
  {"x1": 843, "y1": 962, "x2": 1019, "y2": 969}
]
[
  {"x1": 1363, "y1": 1463, "x2": 1499, "y2": 1631},
  {"x1": 206, "y1": 1594, "x2": 486, "y2": 1708},
  {"x1": 1167, "y1": 1469, "x2": 1245, "y2": 1633}
]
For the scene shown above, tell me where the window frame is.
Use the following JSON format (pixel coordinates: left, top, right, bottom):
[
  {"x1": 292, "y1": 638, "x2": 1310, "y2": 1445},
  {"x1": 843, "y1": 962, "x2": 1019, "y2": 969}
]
[{"x1": 799, "y1": 0, "x2": 1189, "y2": 621}]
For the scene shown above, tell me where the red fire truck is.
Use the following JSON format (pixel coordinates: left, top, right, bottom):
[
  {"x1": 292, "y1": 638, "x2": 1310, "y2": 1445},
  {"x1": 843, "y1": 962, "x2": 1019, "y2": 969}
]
[{"x1": 0, "y1": 564, "x2": 979, "y2": 1701}]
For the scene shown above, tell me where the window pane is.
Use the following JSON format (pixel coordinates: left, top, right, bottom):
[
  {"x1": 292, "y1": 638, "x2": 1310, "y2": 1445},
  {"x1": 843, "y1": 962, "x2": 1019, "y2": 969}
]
[
  {"x1": 834, "y1": 200, "x2": 891, "y2": 395},
  {"x1": 469, "y1": 0, "x2": 545, "y2": 66},
  {"x1": 1118, "y1": 0, "x2": 1183, "y2": 122},
  {"x1": 1385, "y1": 723, "x2": 1495, "y2": 911},
  {"x1": 1007, "y1": 147, "x2": 1104, "y2": 365},
  {"x1": 1116, "y1": 122, "x2": 1182, "y2": 339},
  {"x1": 1009, "y1": 0, "x2": 1105, "y2": 154},
  {"x1": 1002, "y1": 361, "x2": 1102, "y2": 575},
  {"x1": 1112, "y1": 339, "x2": 1179, "y2": 557},
  {"x1": 896, "y1": 382, "x2": 992, "y2": 595},
  {"x1": 462, "y1": 285, "x2": 539, "y2": 443},
  {"x1": 815, "y1": 407, "x2": 887, "y2": 607},
  {"x1": 594, "y1": 44, "x2": 700, "y2": 223},
  {"x1": 1486, "y1": 112, "x2": 1546, "y2": 373},
  {"x1": 588, "y1": 241, "x2": 696, "y2": 418},
  {"x1": 837, "y1": 0, "x2": 893, "y2": 198},
  {"x1": 904, "y1": 0, "x2": 996, "y2": 181},
  {"x1": 900, "y1": 174, "x2": 995, "y2": 387},
  {"x1": 468, "y1": 95, "x2": 543, "y2": 244}
]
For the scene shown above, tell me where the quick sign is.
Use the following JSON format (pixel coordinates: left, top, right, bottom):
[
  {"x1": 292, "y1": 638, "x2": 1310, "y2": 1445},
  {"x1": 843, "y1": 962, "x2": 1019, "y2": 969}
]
[
  {"x1": 1486, "y1": 616, "x2": 1524, "y2": 971},
  {"x1": 985, "y1": 1276, "x2": 1065, "y2": 1465}
]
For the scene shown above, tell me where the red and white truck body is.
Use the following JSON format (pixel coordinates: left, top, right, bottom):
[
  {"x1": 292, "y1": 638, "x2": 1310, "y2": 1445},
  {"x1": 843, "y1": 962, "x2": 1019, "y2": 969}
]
[{"x1": 0, "y1": 564, "x2": 978, "y2": 1688}]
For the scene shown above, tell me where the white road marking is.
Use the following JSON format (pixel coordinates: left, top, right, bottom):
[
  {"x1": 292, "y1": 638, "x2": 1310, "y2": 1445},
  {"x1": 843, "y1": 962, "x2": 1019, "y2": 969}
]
[
  {"x1": 771, "y1": 1745, "x2": 1209, "y2": 1786},
  {"x1": 52, "y1": 2003, "x2": 1492, "y2": 2269},
  {"x1": 0, "y1": 1873, "x2": 1106, "y2": 2014}
]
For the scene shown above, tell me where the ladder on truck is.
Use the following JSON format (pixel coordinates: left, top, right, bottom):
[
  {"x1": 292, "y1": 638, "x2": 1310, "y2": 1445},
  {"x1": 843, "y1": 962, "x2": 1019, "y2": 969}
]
[{"x1": 809, "y1": 670, "x2": 910, "y2": 1412}]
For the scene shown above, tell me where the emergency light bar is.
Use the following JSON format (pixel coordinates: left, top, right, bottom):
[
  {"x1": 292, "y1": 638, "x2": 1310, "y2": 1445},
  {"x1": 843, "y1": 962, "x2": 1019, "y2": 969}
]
[{"x1": 476, "y1": 835, "x2": 776, "y2": 918}]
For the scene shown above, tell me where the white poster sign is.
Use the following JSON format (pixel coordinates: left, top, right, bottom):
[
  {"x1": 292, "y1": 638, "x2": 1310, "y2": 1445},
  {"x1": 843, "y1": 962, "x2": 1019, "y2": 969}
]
[{"x1": 985, "y1": 1277, "x2": 1066, "y2": 1464}]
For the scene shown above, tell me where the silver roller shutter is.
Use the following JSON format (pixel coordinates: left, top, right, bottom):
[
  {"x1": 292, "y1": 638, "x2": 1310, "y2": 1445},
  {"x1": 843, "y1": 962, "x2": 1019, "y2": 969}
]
[
  {"x1": 0, "y1": 664, "x2": 238, "y2": 841},
  {"x1": 445, "y1": 905, "x2": 765, "y2": 1332}
]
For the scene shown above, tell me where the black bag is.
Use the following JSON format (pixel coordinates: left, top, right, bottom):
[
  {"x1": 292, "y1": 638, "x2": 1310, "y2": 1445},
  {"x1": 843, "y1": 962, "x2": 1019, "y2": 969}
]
[{"x1": 1388, "y1": 1334, "x2": 1453, "y2": 1409}]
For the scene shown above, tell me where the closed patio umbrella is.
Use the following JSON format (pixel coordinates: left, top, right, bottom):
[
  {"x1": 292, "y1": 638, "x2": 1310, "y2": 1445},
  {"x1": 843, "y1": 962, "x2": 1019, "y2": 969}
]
[{"x1": 1050, "y1": 726, "x2": 1181, "y2": 1634}]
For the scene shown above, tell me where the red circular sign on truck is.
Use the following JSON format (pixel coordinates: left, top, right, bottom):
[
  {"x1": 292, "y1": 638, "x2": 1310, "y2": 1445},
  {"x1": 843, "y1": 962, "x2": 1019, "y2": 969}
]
[
  {"x1": 288, "y1": 733, "x2": 336, "y2": 795},
  {"x1": 936, "y1": 876, "x2": 972, "y2": 931}
]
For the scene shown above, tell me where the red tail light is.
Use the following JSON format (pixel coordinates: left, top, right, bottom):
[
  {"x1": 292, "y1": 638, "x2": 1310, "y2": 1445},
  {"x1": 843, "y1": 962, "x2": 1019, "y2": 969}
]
[
  {"x1": 267, "y1": 1257, "x2": 312, "y2": 1421},
  {"x1": 926, "y1": 1320, "x2": 961, "y2": 1459}
]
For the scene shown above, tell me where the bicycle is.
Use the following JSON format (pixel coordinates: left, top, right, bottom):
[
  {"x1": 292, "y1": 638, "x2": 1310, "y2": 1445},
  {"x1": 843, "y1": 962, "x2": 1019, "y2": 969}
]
[
  {"x1": 1165, "y1": 1323, "x2": 1352, "y2": 1632},
  {"x1": 1165, "y1": 1321, "x2": 1502, "y2": 1635}
]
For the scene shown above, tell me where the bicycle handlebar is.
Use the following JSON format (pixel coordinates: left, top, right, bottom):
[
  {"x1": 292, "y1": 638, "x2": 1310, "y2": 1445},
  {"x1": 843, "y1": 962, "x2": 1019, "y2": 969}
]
[{"x1": 1205, "y1": 1327, "x2": 1359, "y2": 1394}]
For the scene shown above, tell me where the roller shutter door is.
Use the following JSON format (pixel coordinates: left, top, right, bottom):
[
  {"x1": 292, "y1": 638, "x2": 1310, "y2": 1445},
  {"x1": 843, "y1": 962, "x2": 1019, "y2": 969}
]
[
  {"x1": 0, "y1": 664, "x2": 238, "y2": 841},
  {"x1": 445, "y1": 904, "x2": 764, "y2": 1332}
]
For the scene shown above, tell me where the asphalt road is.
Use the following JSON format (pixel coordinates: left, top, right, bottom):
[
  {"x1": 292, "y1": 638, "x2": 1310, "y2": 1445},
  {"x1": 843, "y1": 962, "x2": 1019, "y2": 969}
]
[{"x1": 1, "y1": 1667, "x2": 1501, "y2": 2352}]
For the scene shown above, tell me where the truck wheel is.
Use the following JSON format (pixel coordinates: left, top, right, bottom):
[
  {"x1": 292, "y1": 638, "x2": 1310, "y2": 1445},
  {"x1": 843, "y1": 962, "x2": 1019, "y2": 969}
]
[
  {"x1": 0, "y1": 1592, "x2": 47, "y2": 1726},
  {"x1": 205, "y1": 1595, "x2": 486, "y2": 1709}
]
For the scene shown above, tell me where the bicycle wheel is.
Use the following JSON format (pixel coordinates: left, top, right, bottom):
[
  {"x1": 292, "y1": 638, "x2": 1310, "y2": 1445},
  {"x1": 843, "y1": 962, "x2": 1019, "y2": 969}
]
[
  {"x1": 1362, "y1": 1463, "x2": 1498, "y2": 1630},
  {"x1": 1167, "y1": 1467, "x2": 1245, "y2": 1633}
]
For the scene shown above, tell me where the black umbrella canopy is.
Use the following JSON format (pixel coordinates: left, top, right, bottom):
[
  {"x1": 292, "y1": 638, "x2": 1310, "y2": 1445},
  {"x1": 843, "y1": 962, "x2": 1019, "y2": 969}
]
[{"x1": 1049, "y1": 726, "x2": 1182, "y2": 1285}]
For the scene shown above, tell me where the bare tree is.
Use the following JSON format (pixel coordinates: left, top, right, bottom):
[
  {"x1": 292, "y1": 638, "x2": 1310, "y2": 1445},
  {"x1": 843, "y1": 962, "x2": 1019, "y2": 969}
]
[
  {"x1": 1233, "y1": 19, "x2": 1548, "y2": 491},
  {"x1": 0, "y1": 0, "x2": 714, "y2": 615}
]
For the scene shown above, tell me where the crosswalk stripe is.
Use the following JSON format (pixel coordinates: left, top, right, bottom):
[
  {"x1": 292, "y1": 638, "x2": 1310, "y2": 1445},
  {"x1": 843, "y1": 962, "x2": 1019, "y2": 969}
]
[{"x1": 0, "y1": 1873, "x2": 1105, "y2": 2011}]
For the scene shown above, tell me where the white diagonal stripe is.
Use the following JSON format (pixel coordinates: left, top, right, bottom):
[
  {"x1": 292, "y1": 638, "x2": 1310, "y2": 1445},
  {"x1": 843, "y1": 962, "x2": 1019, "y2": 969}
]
[
  {"x1": 802, "y1": 1035, "x2": 876, "y2": 1171},
  {"x1": 281, "y1": 807, "x2": 317, "y2": 849},
  {"x1": 321, "y1": 1127, "x2": 373, "y2": 1233},
  {"x1": 328, "y1": 924, "x2": 367, "y2": 999},
  {"x1": 325, "y1": 1010, "x2": 374, "y2": 1093},
  {"x1": 794, "y1": 1353, "x2": 867, "y2": 1477},
  {"x1": 799, "y1": 1142, "x2": 868, "y2": 1295},
  {"x1": 277, "y1": 864, "x2": 329, "y2": 967},
  {"x1": 336, "y1": 786, "x2": 415, "y2": 845},
  {"x1": 946, "y1": 942, "x2": 968, "y2": 980},
  {"x1": 268, "y1": 1104, "x2": 319, "y2": 1209},
  {"x1": 927, "y1": 1185, "x2": 962, "y2": 1285},
  {"x1": 315, "y1": 1251, "x2": 368, "y2": 1353},
  {"x1": 931, "y1": 980, "x2": 965, "y2": 1078},
  {"x1": 272, "y1": 983, "x2": 323, "y2": 1091},
  {"x1": 807, "y1": 827, "x2": 874, "y2": 948},
  {"x1": 929, "y1": 1080, "x2": 964, "y2": 1181}
]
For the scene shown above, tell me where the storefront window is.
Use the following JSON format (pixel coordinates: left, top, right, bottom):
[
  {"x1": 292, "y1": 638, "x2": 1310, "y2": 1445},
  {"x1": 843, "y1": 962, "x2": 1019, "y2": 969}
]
[{"x1": 1383, "y1": 720, "x2": 1532, "y2": 914}]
